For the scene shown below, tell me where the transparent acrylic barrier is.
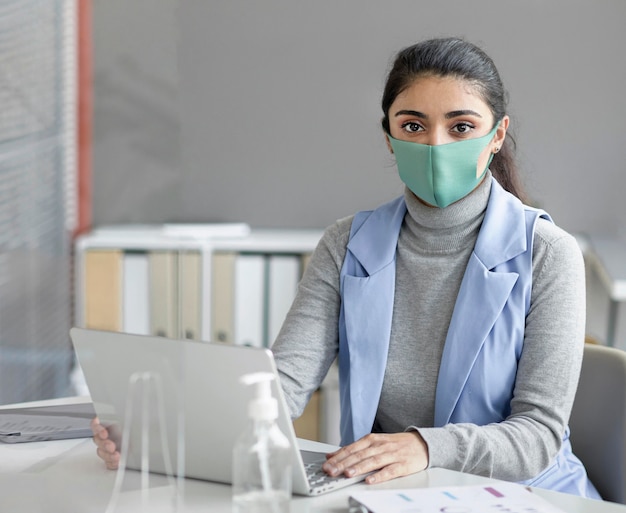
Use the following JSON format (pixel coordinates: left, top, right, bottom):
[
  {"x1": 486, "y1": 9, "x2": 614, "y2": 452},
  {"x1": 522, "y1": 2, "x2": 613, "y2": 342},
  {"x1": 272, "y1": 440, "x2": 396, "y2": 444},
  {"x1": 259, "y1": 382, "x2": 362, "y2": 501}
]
[
  {"x1": 78, "y1": 332, "x2": 187, "y2": 513},
  {"x1": 105, "y1": 370, "x2": 183, "y2": 513}
]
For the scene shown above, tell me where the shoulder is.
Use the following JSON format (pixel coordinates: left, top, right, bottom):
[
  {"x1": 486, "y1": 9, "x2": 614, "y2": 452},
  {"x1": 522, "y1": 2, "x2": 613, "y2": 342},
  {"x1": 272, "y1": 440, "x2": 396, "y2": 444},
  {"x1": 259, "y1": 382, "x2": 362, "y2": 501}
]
[
  {"x1": 324, "y1": 214, "x2": 354, "y2": 240},
  {"x1": 318, "y1": 196, "x2": 406, "y2": 271},
  {"x1": 322, "y1": 214, "x2": 354, "y2": 249},
  {"x1": 312, "y1": 214, "x2": 354, "y2": 269},
  {"x1": 532, "y1": 217, "x2": 584, "y2": 275}
]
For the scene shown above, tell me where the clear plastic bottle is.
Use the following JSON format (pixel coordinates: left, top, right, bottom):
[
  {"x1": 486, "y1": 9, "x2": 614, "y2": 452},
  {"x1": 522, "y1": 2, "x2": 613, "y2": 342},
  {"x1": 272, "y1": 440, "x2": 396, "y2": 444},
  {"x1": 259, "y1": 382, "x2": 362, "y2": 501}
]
[{"x1": 232, "y1": 372, "x2": 292, "y2": 513}]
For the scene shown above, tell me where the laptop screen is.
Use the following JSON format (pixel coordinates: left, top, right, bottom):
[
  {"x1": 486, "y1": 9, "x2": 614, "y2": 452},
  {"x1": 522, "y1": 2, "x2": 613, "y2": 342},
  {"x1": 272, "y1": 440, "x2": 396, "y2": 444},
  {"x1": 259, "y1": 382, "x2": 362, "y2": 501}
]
[{"x1": 70, "y1": 327, "x2": 296, "y2": 485}]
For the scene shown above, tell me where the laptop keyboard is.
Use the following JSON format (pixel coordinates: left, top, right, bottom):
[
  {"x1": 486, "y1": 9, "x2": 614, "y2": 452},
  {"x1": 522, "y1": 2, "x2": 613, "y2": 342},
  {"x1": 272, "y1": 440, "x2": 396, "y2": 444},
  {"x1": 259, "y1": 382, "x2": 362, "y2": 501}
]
[
  {"x1": 305, "y1": 460, "x2": 348, "y2": 494},
  {"x1": 301, "y1": 450, "x2": 351, "y2": 495}
]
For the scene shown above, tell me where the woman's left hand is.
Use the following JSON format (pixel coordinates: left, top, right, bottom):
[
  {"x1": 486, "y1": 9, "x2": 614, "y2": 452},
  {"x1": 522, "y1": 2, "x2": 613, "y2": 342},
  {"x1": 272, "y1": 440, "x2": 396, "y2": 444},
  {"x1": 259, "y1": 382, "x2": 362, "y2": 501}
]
[{"x1": 322, "y1": 431, "x2": 429, "y2": 484}]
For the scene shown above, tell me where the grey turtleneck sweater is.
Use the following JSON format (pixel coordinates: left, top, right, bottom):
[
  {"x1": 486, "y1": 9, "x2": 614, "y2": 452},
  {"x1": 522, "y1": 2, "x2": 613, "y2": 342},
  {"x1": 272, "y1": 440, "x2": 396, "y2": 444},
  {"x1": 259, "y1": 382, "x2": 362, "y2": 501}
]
[{"x1": 272, "y1": 173, "x2": 586, "y2": 482}]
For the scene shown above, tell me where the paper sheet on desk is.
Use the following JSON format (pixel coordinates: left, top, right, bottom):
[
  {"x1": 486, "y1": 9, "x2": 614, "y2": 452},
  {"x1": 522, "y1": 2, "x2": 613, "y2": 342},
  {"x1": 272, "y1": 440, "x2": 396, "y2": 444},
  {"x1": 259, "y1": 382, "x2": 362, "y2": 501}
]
[
  {"x1": 349, "y1": 481, "x2": 566, "y2": 513},
  {"x1": 0, "y1": 402, "x2": 96, "y2": 443}
]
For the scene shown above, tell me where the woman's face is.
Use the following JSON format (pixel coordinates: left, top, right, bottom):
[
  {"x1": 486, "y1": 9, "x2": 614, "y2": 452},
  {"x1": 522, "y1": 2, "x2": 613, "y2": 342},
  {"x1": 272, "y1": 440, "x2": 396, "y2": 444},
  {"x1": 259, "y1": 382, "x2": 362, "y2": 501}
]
[{"x1": 386, "y1": 75, "x2": 509, "y2": 178}]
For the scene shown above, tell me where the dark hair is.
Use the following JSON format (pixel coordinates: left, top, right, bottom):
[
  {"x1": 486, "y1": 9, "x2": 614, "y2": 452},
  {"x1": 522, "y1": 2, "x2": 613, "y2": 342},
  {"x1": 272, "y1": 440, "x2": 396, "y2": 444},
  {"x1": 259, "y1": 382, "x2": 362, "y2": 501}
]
[{"x1": 381, "y1": 37, "x2": 526, "y2": 202}]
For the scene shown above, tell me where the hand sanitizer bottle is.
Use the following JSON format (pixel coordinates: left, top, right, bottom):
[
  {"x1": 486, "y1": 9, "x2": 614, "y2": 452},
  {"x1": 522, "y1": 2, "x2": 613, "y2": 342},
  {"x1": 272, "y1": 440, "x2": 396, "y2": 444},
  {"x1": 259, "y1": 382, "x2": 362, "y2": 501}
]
[{"x1": 232, "y1": 372, "x2": 292, "y2": 513}]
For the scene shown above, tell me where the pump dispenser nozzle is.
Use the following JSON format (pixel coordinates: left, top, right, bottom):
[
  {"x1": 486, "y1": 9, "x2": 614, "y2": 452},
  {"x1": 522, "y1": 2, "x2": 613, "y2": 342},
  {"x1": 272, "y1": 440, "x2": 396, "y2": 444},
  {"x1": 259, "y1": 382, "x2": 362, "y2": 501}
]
[
  {"x1": 234, "y1": 371, "x2": 291, "y2": 512},
  {"x1": 240, "y1": 372, "x2": 278, "y2": 421}
]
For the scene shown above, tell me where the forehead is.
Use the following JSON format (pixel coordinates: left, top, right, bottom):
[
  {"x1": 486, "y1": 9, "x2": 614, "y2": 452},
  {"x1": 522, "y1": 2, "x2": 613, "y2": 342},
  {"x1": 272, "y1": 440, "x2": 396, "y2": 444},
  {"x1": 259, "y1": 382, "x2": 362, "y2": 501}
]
[{"x1": 391, "y1": 75, "x2": 490, "y2": 114}]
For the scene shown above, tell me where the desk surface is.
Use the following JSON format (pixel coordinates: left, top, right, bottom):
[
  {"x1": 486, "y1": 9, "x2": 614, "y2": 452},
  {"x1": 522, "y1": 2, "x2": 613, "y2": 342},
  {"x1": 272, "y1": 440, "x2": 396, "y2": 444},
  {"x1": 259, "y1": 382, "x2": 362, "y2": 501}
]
[{"x1": 1, "y1": 397, "x2": 625, "y2": 513}]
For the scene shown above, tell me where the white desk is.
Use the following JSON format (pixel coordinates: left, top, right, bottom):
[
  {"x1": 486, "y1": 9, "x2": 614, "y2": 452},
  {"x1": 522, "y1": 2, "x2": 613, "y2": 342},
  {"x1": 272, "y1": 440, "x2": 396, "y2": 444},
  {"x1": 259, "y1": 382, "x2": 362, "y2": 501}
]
[{"x1": 1, "y1": 398, "x2": 625, "y2": 513}]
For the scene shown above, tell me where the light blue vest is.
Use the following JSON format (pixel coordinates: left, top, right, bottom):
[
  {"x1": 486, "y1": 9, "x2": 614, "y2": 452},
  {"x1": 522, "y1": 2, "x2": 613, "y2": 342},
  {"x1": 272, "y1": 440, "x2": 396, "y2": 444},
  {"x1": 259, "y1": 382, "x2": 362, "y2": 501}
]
[{"x1": 337, "y1": 178, "x2": 600, "y2": 498}]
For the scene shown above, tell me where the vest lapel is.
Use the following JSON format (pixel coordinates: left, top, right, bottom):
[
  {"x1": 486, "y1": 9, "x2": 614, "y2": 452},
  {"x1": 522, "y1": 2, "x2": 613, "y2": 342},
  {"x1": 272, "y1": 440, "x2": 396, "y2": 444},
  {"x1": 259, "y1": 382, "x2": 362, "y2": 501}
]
[
  {"x1": 347, "y1": 196, "x2": 406, "y2": 275},
  {"x1": 434, "y1": 179, "x2": 528, "y2": 426},
  {"x1": 342, "y1": 197, "x2": 406, "y2": 441}
]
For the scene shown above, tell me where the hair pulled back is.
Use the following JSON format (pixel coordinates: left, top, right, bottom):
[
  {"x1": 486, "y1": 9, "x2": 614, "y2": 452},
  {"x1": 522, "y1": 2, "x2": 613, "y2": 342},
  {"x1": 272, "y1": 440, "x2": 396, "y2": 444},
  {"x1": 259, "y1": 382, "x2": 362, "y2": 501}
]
[{"x1": 381, "y1": 37, "x2": 526, "y2": 202}]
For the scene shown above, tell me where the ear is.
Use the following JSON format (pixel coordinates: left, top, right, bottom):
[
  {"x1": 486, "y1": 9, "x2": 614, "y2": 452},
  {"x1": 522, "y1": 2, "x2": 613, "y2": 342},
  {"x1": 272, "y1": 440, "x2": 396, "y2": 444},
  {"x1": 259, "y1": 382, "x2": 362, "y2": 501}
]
[
  {"x1": 384, "y1": 133, "x2": 394, "y2": 154},
  {"x1": 492, "y1": 115, "x2": 509, "y2": 153}
]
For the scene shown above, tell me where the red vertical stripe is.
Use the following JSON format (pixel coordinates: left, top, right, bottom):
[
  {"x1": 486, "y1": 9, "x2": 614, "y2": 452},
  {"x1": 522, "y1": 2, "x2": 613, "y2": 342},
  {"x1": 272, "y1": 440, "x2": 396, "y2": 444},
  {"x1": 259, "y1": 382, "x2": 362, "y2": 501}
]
[{"x1": 76, "y1": 0, "x2": 92, "y2": 236}]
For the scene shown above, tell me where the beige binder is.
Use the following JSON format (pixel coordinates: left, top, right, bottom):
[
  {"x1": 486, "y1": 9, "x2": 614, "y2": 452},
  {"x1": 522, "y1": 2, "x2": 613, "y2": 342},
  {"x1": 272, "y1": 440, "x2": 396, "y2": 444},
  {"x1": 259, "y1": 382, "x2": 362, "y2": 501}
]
[
  {"x1": 83, "y1": 249, "x2": 123, "y2": 331},
  {"x1": 301, "y1": 252, "x2": 313, "y2": 273},
  {"x1": 149, "y1": 251, "x2": 179, "y2": 338},
  {"x1": 180, "y1": 251, "x2": 202, "y2": 340},
  {"x1": 210, "y1": 252, "x2": 236, "y2": 344}
]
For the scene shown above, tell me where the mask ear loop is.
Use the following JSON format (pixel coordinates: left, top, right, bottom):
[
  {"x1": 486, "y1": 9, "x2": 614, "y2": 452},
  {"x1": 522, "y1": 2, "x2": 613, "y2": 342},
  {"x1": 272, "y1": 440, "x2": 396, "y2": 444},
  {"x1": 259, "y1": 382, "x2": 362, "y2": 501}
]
[
  {"x1": 478, "y1": 121, "x2": 502, "y2": 177},
  {"x1": 491, "y1": 119, "x2": 504, "y2": 155}
]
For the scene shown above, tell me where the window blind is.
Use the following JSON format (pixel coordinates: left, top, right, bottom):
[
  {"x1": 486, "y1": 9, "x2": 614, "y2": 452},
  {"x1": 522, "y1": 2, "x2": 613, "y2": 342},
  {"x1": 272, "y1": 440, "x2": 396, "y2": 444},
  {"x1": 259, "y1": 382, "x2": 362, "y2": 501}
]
[{"x1": 0, "y1": 0, "x2": 77, "y2": 404}]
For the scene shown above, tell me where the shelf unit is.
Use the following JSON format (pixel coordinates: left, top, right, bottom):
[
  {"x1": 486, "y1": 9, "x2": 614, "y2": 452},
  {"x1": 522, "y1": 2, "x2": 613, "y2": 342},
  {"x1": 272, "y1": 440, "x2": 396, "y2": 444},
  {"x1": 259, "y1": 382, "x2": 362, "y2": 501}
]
[{"x1": 74, "y1": 224, "x2": 324, "y2": 346}]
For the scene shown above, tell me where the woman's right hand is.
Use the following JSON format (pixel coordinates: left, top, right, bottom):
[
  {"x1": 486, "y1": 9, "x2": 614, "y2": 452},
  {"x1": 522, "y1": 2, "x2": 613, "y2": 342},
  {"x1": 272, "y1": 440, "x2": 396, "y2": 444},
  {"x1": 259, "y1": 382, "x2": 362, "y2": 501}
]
[{"x1": 91, "y1": 416, "x2": 121, "y2": 470}]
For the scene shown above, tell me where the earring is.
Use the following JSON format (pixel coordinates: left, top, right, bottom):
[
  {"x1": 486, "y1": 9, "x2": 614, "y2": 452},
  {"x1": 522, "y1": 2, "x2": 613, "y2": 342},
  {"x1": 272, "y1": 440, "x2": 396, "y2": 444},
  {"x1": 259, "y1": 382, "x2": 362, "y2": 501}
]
[{"x1": 493, "y1": 147, "x2": 500, "y2": 154}]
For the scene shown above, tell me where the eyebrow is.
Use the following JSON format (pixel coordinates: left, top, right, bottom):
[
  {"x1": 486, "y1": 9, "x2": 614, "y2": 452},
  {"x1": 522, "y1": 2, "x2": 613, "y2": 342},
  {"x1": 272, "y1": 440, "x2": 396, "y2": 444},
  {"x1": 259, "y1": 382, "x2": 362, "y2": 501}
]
[
  {"x1": 393, "y1": 109, "x2": 483, "y2": 119},
  {"x1": 445, "y1": 110, "x2": 482, "y2": 119},
  {"x1": 394, "y1": 109, "x2": 427, "y2": 119}
]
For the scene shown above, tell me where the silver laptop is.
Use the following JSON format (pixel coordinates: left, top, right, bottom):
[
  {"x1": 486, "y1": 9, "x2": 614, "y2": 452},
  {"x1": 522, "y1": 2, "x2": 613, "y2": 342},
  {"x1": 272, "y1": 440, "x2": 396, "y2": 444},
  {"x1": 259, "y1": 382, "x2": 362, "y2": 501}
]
[{"x1": 69, "y1": 327, "x2": 366, "y2": 496}]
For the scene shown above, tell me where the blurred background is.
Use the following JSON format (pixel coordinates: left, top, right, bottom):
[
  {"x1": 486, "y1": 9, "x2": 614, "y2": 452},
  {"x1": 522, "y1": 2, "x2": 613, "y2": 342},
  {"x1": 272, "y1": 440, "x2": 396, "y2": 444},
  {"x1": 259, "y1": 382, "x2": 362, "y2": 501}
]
[{"x1": 1, "y1": 0, "x2": 625, "y2": 405}]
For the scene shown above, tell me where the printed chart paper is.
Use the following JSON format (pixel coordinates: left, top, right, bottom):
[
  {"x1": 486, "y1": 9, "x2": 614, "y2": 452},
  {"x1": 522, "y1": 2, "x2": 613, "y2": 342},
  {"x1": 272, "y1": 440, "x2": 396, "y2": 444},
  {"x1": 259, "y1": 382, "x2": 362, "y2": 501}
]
[{"x1": 349, "y1": 482, "x2": 566, "y2": 513}]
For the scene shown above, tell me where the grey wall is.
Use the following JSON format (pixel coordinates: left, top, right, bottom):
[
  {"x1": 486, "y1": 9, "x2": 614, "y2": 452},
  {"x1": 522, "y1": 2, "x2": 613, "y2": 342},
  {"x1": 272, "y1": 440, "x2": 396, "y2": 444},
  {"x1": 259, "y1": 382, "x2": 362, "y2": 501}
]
[
  {"x1": 93, "y1": 0, "x2": 626, "y2": 235},
  {"x1": 93, "y1": 0, "x2": 181, "y2": 224},
  {"x1": 92, "y1": 1, "x2": 626, "y2": 342}
]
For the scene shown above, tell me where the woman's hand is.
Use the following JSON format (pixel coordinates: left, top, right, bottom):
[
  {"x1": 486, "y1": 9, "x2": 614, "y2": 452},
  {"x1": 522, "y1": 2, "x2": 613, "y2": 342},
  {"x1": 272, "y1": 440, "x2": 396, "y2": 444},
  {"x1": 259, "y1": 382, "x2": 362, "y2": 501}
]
[
  {"x1": 91, "y1": 416, "x2": 121, "y2": 470},
  {"x1": 322, "y1": 431, "x2": 428, "y2": 484}
]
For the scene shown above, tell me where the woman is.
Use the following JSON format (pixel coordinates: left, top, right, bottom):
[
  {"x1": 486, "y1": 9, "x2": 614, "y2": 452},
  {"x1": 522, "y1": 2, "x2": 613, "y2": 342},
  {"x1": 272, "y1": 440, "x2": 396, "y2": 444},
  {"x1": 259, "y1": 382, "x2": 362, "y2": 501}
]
[{"x1": 93, "y1": 37, "x2": 599, "y2": 498}]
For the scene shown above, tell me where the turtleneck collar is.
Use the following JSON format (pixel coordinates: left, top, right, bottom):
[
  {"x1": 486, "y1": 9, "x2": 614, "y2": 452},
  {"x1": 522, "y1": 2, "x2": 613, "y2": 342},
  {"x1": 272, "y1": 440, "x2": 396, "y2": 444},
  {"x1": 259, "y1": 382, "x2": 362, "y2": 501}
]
[{"x1": 402, "y1": 170, "x2": 493, "y2": 253}]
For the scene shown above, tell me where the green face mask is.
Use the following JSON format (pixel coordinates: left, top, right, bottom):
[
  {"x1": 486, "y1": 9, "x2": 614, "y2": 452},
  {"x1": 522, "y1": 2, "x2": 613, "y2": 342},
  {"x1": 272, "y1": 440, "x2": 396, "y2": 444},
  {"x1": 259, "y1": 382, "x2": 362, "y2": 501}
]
[{"x1": 389, "y1": 124, "x2": 499, "y2": 208}]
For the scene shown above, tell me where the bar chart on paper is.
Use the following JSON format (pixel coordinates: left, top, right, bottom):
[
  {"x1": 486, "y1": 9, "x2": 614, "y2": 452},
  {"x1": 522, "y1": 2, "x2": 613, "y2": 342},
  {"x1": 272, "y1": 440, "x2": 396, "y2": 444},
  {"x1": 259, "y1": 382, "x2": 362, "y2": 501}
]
[{"x1": 349, "y1": 482, "x2": 566, "y2": 513}]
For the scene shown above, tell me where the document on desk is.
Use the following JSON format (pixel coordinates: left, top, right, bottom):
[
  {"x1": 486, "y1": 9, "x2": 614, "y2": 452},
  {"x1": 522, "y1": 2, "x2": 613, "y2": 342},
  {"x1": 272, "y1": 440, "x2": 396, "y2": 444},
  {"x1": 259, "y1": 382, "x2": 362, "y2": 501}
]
[
  {"x1": 0, "y1": 402, "x2": 96, "y2": 443},
  {"x1": 349, "y1": 482, "x2": 566, "y2": 513}
]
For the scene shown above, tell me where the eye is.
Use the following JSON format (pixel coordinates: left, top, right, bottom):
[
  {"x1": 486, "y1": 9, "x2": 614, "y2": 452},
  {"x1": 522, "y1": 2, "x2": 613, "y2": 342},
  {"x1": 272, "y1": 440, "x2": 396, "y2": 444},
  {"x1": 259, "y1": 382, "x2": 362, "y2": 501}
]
[
  {"x1": 451, "y1": 122, "x2": 475, "y2": 134},
  {"x1": 401, "y1": 121, "x2": 423, "y2": 134}
]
